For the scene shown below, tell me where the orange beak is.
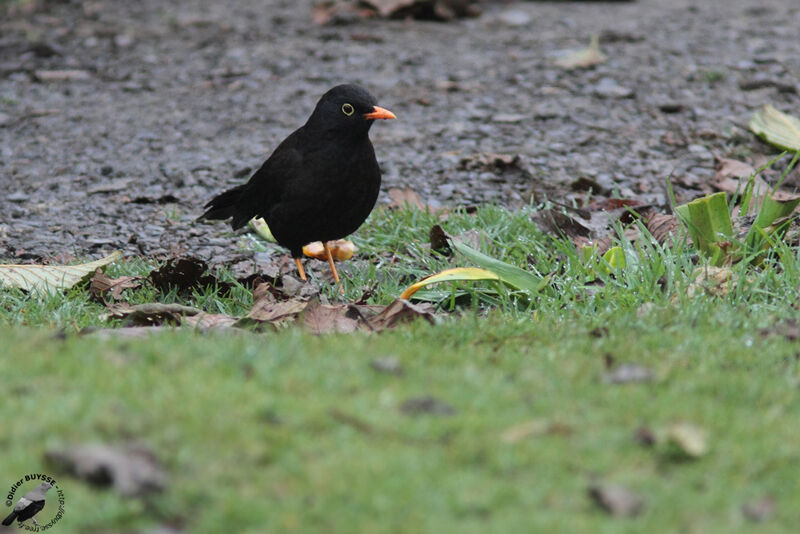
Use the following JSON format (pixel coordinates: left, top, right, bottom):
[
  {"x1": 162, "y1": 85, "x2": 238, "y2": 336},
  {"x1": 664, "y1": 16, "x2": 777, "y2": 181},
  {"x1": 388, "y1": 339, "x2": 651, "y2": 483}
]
[{"x1": 363, "y1": 106, "x2": 396, "y2": 120}]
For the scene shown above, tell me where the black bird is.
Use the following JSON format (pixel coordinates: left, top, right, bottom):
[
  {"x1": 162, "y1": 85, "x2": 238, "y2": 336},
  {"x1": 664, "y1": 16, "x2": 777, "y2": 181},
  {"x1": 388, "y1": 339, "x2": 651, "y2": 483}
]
[
  {"x1": 2, "y1": 482, "x2": 52, "y2": 527},
  {"x1": 200, "y1": 84, "x2": 396, "y2": 282}
]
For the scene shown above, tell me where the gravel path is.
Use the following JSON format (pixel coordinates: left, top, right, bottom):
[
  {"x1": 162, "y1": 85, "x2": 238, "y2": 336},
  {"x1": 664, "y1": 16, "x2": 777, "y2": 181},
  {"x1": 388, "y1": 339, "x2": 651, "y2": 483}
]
[{"x1": 1, "y1": 0, "x2": 798, "y2": 264}]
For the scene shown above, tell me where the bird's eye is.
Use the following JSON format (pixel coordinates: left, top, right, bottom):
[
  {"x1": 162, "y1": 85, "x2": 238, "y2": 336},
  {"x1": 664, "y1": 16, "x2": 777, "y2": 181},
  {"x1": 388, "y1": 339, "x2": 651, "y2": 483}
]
[{"x1": 342, "y1": 103, "x2": 354, "y2": 116}]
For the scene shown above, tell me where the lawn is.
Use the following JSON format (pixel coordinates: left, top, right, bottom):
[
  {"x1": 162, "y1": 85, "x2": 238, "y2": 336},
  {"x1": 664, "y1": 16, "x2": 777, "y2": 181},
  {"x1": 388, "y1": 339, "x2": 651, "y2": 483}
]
[{"x1": 2, "y1": 205, "x2": 800, "y2": 533}]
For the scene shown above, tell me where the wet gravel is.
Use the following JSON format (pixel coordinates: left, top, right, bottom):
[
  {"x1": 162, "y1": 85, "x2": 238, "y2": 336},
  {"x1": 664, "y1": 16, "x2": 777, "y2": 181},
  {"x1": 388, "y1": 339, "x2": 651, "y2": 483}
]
[{"x1": 1, "y1": 0, "x2": 799, "y2": 264}]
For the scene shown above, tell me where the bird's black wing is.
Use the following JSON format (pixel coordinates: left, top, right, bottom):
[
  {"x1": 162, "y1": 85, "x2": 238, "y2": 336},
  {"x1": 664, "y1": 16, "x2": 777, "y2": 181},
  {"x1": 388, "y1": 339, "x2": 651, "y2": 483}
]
[
  {"x1": 200, "y1": 127, "x2": 305, "y2": 230},
  {"x1": 241, "y1": 129, "x2": 306, "y2": 214},
  {"x1": 17, "y1": 500, "x2": 45, "y2": 522}
]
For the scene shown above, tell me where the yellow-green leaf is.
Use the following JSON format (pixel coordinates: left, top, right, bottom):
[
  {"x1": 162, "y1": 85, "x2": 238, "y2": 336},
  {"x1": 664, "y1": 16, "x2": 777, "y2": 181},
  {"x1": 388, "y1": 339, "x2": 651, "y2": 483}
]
[
  {"x1": 400, "y1": 267, "x2": 500, "y2": 300},
  {"x1": 449, "y1": 238, "x2": 546, "y2": 294},
  {"x1": 0, "y1": 251, "x2": 122, "y2": 293},
  {"x1": 749, "y1": 105, "x2": 800, "y2": 152},
  {"x1": 601, "y1": 246, "x2": 626, "y2": 273},
  {"x1": 249, "y1": 217, "x2": 276, "y2": 242},
  {"x1": 555, "y1": 35, "x2": 607, "y2": 69}
]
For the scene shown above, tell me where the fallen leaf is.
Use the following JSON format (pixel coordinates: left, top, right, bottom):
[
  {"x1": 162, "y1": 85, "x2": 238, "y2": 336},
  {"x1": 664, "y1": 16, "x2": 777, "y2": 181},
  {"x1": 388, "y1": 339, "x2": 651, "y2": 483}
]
[
  {"x1": 302, "y1": 239, "x2": 357, "y2": 261},
  {"x1": 712, "y1": 157, "x2": 770, "y2": 200},
  {"x1": 457, "y1": 152, "x2": 529, "y2": 174},
  {"x1": 370, "y1": 356, "x2": 404, "y2": 375},
  {"x1": 388, "y1": 186, "x2": 428, "y2": 210},
  {"x1": 104, "y1": 302, "x2": 202, "y2": 326},
  {"x1": 399, "y1": 395, "x2": 456, "y2": 416},
  {"x1": 750, "y1": 104, "x2": 800, "y2": 152},
  {"x1": 452, "y1": 228, "x2": 483, "y2": 250},
  {"x1": 302, "y1": 300, "x2": 360, "y2": 334},
  {"x1": 715, "y1": 157, "x2": 756, "y2": 182},
  {"x1": 368, "y1": 299, "x2": 436, "y2": 330},
  {"x1": 429, "y1": 224, "x2": 452, "y2": 254},
  {"x1": 312, "y1": 2, "x2": 375, "y2": 24},
  {"x1": 245, "y1": 282, "x2": 309, "y2": 324},
  {"x1": 400, "y1": 267, "x2": 500, "y2": 299},
  {"x1": 247, "y1": 297, "x2": 308, "y2": 324},
  {"x1": 0, "y1": 251, "x2": 121, "y2": 293},
  {"x1": 759, "y1": 319, "x2": 800, "y2": 342},
  {"x1": 499, "y1": 419, "x2": 572, "y2": 444},
  {"x1": 664, "y1": 422, "x2": 708, "y2": 459},
  {"x1": 634, "y1": 427, "x2": 657, "y2": 447},
  {"x1": 181, "y1": 312, "x2": 238, "y2": 330},
  {"x1": 366, "y1": 0, "x2": 480, "y2": 20},
  {"x1": 249, "y1": 216, "x2": 276, "y2": 242},
  {"x1": 646, "y1": 213, "x2": 683, "y2": 245},
  {"x1": 686, "y1": 266, "x2": 736, "y2": 298},
  {"x1": 555, "y1": 35, "x2": 607, "y2": 69},
  {"x1": 149, "y1": 257, "x2": 224, "y2": 294},
  {"x1": 45, "y1": 443, "x2": 166, "y2": 497},
  {"x1": 89, "y1": 269, "x2": 142, "y2": 300},
  {"x1": 742, "y1": 496, "x2": 776, "y2": 523},
  {"x1": 588, "y1": 483, "x2": 645, "y2": 517},
  {"x1": 604, "y1": 363, "x2": 654, "y2": 384}
]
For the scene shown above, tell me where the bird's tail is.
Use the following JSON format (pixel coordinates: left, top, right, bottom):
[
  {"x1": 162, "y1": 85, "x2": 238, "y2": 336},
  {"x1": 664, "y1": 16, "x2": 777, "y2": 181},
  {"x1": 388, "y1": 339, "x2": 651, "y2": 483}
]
[
  {"x1": 198, "y1": 184, "x2": 254, "y2": 230},
  {"x1": 2, "y1": 511, "x2": 18, "y2": 526}
]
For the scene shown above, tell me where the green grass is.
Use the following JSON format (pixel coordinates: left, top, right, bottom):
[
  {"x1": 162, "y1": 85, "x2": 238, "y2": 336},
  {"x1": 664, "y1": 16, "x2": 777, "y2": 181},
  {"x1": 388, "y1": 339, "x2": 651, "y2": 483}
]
[{"x1": 2, "y1": 205, "x2": 800, "y2": 532}]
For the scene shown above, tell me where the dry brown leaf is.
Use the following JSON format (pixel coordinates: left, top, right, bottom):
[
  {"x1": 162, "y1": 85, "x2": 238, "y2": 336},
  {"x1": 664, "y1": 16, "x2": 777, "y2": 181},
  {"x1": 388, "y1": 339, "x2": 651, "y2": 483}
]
[
  {"x1": 588, "y1": 483, "x2": 645, "y2": 517},
  {"x1": 248, "y1": 297, "x2": 308, "y2": 324},
  {"x1": 712, "y1": 157, "x2": 771, "y2": 207},
  {"x1": 45, "y1": 443, "x2": 165, "y2": 497},
  {"x1": 311, "y1": 2, "x2": 377, "y2": 25},
  {"x1": 388, "y1": 187, "x2": 428, "y2": 211},
  {"x1": 457, "y1": 152, "x2": 525, "y2": 173},
  {"x1": 399, "y1": 395, "x2": 456, "y2": 416},
  {"x1": 499, "y1": 419, "x2": 572, "y2": 444},
  {"x1": 104, "y1": 302, "x2": 202, "y2": 326},
  {"x1": 715, "y1": 157, "x2": 756, "y2": 181},
  {"x1": 149, "y1": 257, "x2": 225, "y2": 294},
  {"x1": 89, "y1": 269, "x2": 142, "y2": 300},
  {"x1": 302, "y1": 300, "x2": 361, "y2": 334},
  {"x1": 647, "y1": 213, "x2": 683, "y2": 245},
  {"x1": 368, "y1": 299, "x2": 436, "y2": 330},
  {"x1": 366, "y1": 0, "x2": 479, "y2": 19},
  {"x1": 182, "y1": 312, "x2": 238, "y2": 330},
  {"x1": 429, "y1": 224, "x2": 451, "y2": 254},
  {"x1": 742, "y1": 496, "x2": 776, "y2": 523},
  {"x1": 312, "y1": 0, "x2": 478, "y2": 25},
  {"x1": 686, "y1": 266, "x2": 736, "y2": 298},
  {"x1": 604, "y1": 363, "x2": 653, "y2": 384}
]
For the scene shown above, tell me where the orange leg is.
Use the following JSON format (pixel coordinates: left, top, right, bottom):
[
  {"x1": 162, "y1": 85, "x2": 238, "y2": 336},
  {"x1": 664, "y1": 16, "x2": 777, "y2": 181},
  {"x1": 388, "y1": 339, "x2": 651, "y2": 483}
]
[
  {"x1": 294, "y1": 257, "x2": 307, "y2": 281},
  {"x1": 323, "y1": 241, "x2": 341, "y2": 283}
]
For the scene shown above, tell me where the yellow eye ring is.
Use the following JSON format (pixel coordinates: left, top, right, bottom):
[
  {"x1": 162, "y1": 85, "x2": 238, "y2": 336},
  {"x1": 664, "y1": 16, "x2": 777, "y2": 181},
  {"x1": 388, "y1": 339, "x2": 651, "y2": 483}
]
[{"x1": 342, "y1": 103, "x2": 354, "y2": 116}]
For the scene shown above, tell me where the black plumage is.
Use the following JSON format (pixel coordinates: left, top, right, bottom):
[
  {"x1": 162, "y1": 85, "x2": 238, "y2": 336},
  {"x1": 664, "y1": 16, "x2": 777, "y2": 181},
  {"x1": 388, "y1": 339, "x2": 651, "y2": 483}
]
[{"x1": 200, "y1": 84, "x2": 395, "y2": 281}]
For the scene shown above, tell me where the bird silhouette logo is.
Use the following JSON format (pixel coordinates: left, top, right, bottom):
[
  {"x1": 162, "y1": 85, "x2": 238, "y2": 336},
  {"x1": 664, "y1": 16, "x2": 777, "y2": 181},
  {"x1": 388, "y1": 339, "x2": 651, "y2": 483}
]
[{"x1": 3, "y1": 476, "x2": 65, "y2": 531}]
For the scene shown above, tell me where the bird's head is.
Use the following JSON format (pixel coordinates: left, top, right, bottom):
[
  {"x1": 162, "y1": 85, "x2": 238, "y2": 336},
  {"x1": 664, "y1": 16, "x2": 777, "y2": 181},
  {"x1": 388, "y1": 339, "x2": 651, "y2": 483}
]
[
  {"x1": 307, "y1": 84, "x2": 395, "y2": 137},
  {"x1": 41, "y1": 482, "x2": 53, "y2": 491}
]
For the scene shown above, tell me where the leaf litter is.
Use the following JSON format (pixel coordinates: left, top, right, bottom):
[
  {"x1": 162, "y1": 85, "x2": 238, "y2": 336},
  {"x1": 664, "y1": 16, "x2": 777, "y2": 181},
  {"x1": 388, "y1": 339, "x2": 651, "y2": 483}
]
[{"x1": 93, "y1": 258, "x2": 438, "y2": 335}]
